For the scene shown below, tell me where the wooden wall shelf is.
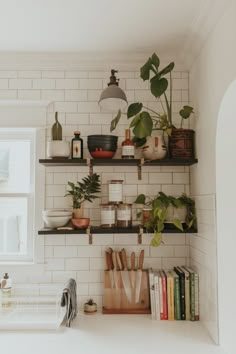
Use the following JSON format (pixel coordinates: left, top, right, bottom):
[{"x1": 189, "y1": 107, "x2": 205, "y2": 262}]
[{"x1": 39, "y1": 158, "x2": 198, "y2": 167}]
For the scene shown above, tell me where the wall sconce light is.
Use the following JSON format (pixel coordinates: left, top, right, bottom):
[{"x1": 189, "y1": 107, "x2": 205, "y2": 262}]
[{"x1": 99, "y1": 69, "x2": 128, "y2": 111}]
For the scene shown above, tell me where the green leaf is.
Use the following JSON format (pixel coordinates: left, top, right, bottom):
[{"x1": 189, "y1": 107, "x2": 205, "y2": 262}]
[
  {"x1": 132, "y1": 112, "x2": 153, "y2": 139},
  {"x1": 150, "y1": 77, "x2": 168, "y2": 97},
  {"x1": 158, "y1": 62, "x2": 175, "y2": 77},
  {"x1": 172, "y1": 218, "x2": 183, "y2": 231},
  {"x1": 179, "y1": 105, "x2": 194, "y2": 119},
  {"x1": 151, "y1": 53, "x2": 160, "y2": 70},
  {"x1": 157, "y1": 220, "x2": 164, "y2": 232},
  {"x1": 134, "y1": 194, "x2": 146, "y2": 204},
  {"x1": 132, "y1": 136, "x2": 147, "y2": 147},
  {"x1": 151, "y1": 232, "x2": 162, "y2": 247},
  {"x1": 129, "y1": 113, "x2": 141, "y2": 128},
  {"x1": 127, "y1": 103, "x2": 143, "y2": 118},
  {"x1": 140, "y1": 57, "x2": 153, "y2": 80},
  {"x1": 110, "y1": 109, "x2": 121, "y2": 132}
]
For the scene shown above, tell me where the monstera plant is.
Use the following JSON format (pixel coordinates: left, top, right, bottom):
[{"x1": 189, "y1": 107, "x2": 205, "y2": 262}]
[{"x1": 110, "y1": 53, "x2": 194, "y2": 149}]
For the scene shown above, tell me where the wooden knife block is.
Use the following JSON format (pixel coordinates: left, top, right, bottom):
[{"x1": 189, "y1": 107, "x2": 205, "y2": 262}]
[{"x1": 103, "y1": 270, "x2": 150, "y2": 314}]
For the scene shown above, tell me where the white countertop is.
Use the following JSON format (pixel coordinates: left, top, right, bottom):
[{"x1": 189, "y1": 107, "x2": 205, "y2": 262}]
[{"x1": 1, "y1": 313, "x2": 226, "y2": 354}]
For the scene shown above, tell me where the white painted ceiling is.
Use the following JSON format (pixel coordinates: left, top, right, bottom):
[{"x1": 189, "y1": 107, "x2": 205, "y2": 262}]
[{"x1": 0, "y1": 0, "x2": 227, "y2": 60}]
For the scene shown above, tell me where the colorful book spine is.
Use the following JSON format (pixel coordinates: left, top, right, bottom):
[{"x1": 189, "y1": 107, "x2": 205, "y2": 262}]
[
  {"x1": 180, "y1": 266, "x2": 190, "y2": 320},
  {"x1": 158, "y1": 271, "x2": 164, "y2": 320},
  {"x1": 154, "y1": 271, "x2": 160, "y2": 321},
  {"x1": 183, "y1": 266, "x2": 195, "y2": 321},
  {"x1": 161, "y1": 271, "x2": 168, "y2": 320},
  {"x1": 148, "y1": 269, "x2": 156, "y2": 320},
  {"x1": 167, "y1": 271, "x2": 174, "y2": 320},
  {"x1": 172, "y1": 270, "x2": 181, "y2": 320},
  {"x1": 174, "y1": 267, "x2": 185, "y2": 320}
]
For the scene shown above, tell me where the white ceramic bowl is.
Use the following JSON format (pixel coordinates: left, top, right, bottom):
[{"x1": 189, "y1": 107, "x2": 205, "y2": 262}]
[
  {"x1": 43, "y1": 215, "x2": 71, "y2": 228},
  {"x1": 43, "y1": 209, "x2": 72, "y2": 217},
  {"x1": 47, "y1": 141, "x2": 70, "y2": 158}
]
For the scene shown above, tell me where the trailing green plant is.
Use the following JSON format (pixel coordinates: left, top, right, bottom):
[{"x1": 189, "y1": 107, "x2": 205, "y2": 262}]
[
  {"x1": 65, "y1": 173, "x2": 101, "y2": 209},
  {"x1": 134, "y1": 192, "x2": 196, "y2": 246},
  {"x1": 110, "y1": 53, "x2": 194, "y2": 146}
]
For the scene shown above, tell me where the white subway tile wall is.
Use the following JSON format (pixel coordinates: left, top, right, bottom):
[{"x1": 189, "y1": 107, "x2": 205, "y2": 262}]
[{"x1": 0, "y1": 69, "x2": 193, "y2": 309}]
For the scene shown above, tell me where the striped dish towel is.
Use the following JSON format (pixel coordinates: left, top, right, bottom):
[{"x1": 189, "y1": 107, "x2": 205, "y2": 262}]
[{"x1": 61, "y1": 278, "x2": 77, "y2": 327}]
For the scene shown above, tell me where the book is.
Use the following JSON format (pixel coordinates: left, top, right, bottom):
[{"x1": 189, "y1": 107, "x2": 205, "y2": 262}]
[
  {"x1": 166, "y1": 271, "x2": 174, "y2": 320},
  {"x1": 184, "y1": 266, "x2": 199, "y2": 321},
  {"x1": 154, "y1": 271, "x2": 161, "y2": 320},
  {"x1": 158, "y1": 270, "x2": 164, "y2": 320},
  {"x1": 183, "y1": 266, "x2": 195, "y2": 321},
  {"x1": 148, "y1": 268, "x2": 156, "y2": 320},
  {"x1": 174, "y1": 266, "x2": 186, "y2": 320},
  {"x1": 171, "y1": 270, "x2": 181, "y2": 320},
  {"x1": 180, "y1": 266, "x2": 191, "y2": 320},
  {"x1": 161, "y1": 270, "x2": 168, "y2": 320}
]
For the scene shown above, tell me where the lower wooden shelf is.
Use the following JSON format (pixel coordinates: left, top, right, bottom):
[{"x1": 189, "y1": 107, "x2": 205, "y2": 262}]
[{"x1": 38, "y1": 224, "x2": 197, "y2": 235}]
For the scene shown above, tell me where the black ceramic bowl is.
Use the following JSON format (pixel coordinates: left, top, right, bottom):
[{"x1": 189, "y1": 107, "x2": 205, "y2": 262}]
[{"x1": 87, "y1": 135, "x2": 118, "y2": 158}]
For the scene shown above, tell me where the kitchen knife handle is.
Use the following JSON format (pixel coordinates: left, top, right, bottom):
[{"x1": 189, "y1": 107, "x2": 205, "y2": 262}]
[
  {"x1": 139, "y1": 250, "x2": 144, "y2": 270},
  {"x1": 131, "y1": 252, "x2": 135, "y2": 271},
  {"x1": 112, "y1": 251, "x2": 117, "y2": 270},
  {"x1": 121, "y1": 248, "x2": 128, "y2": 270},
  {"x1": 116, "y1": 252, "x2": 122, "y2": 270},
  {"x1": 105, "y1": 251, "x2": 112, "y2": 270}
]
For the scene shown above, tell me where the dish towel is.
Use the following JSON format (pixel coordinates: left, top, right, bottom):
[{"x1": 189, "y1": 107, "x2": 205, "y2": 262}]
[{"x1": 60, "y1": 278, "x2": 77, "y2": 327}]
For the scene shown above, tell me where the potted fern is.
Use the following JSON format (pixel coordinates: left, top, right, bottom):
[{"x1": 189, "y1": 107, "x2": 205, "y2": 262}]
[
  {"x1": 65, "y1": 173, "x2": 101, "y2": 224},
  {"x1": 110, "y1": 53, "x2": 194, "y2": 160}
]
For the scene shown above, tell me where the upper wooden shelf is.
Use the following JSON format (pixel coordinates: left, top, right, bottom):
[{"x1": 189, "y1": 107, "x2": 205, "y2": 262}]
[{"x1": 39, "y1": 158, "x2": 198, "y2": 167}]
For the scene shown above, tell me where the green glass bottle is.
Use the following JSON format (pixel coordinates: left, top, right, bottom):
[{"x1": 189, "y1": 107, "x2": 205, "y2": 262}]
[{"x1": 52, "y1": 112, "x2": 62, "y2": 140}]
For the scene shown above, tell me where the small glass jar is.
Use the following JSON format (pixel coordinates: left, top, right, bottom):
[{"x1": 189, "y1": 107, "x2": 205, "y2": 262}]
[
  {"x1": 108, "y1": 180, "x2": 123, "y2": 204},
  {"x1": 100, "y1": 204, "x2": 116, "y2": 228},
  {"x1": 117, "y1": 203, "x2": 132, "y2": 228}
]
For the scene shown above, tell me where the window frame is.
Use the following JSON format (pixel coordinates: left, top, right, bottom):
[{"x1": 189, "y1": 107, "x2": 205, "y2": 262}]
[{"x1": 0, "y1": 129, "x2": 36, "y2": 262}]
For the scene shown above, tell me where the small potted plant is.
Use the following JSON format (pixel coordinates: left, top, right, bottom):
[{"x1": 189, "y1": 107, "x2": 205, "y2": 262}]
[
  {"x1": 65, "y1": 173, "x2": 101, "y2": 226},
  {"x1": 84, "y1": 298, "x2": 97, "y2": 314},
  {"x1": 134, "y1": 192, "x2": 196, "y2": 246},
  {"x1": 110, "y1": 53, "x2": 194, "y2": 160}
]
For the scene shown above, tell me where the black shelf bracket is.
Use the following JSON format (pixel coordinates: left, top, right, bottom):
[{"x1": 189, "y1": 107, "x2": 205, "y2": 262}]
[{"x1": 138, "y1": 158, "x2": 144, "y2": 180}]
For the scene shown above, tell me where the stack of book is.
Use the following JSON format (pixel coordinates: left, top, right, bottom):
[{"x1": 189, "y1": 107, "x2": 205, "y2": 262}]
[{"x1": 149, "y1": 266, "x2": 199, "y2": 321}]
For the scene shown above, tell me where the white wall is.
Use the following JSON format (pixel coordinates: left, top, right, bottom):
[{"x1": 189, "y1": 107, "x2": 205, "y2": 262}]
[
  {"x1": 0, "y1": 65, "x2": 191, "y2": 310},
  {"x1": 189, "y1": 0, "x2": 236, "y2": 348}
]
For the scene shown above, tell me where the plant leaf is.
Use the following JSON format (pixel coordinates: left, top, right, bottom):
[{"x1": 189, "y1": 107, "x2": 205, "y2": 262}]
[
  {"x1": 151, "y1": 232, "x2": 162, "y2": 247},
  {"x1": 110, "y1": 109, "x2": 121, "y2": 132},
  {"x1": 127, "y1": 102, "x2": 143, "y2": 118},
  {"x1": 132, "y1": 112, "x2": 153, "y2": 138},
  {"x1": 179, "y1": 105, "x2": 194, "y2": 119},
  {"x1": 158, "y1": 62, "x2": 175, "y2": 77},
  {"x1": 172, "y1": 218, "x2": 183, "y2": 231},
  {"x1": 140, "y1": 57, "x2": 153, "y2": 80},
  {"x1": 150, "y1": 77, "x2": 168, "y2": 97},
  {"x1": 134, "y1": 194, "x2": 146, "y2": 204},
  {"x1": 132, "y1": 136, "x2": 147, "y2": 147},
  {"x1": 151, "y1": 53, "x2": 160, "y2": 70},
  {"x1": 129, "y1": 113, "x2": 141, "y2": 128}
]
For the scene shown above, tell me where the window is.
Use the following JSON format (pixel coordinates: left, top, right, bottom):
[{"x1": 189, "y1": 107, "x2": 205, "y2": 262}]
[{"x1": 0, "y1": 129, "x2": 35, "y2": 262}]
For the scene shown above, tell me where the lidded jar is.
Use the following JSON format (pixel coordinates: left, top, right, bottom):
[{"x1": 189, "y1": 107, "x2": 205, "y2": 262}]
[
  {"x1": 100, "y1": 204, "x2": 116, "y2": 228},
  {"x1": 108, "y1": 180, "x2": 123, "y2": 204},
  {"x1": 117, "y1": 203, "x2": 132, "y2": 228}
]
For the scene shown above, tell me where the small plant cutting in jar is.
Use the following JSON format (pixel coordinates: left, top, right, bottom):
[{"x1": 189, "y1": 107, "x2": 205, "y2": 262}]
[
  {"x1": 110, "y1": 53, "x2": 194, "y2": 160},
  {"x1": 134, "y1": 192, "x2": 196, "y2": 246},
  {"x1": 65, "y1": 173, "x2": 101, "y2": 226}
]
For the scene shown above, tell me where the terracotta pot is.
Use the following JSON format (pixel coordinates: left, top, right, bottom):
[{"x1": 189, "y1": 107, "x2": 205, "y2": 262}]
[
  {"x1": 71, "y1": 218, "x2": 90, "y2": 229},
  {"x1": 73, "y1": 207, "x2": 83, "y2": 219},
  {"x1": 142, "y1": 207, "x2": 152, "y2": 224},
  {"x1": 169, "y1": 129, "x2": 195, "y2": 159},
  {"x1": 142, "y1": 134, "x2": 167, "y2": 160}
]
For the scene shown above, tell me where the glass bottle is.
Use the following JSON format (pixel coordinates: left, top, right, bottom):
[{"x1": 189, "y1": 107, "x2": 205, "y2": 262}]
[
  {"x1": 52, "y1": 112, "x2": 62, "y2": 140},
  {"x1": 71, "y1": 131, "x2": 83, "y2": 159},
  {"x1": 100, "y1": 204, "x2": 116, "y2": 228},
  {"x1": 121, "y1": 129, "x2": 135, "y2": 159}
]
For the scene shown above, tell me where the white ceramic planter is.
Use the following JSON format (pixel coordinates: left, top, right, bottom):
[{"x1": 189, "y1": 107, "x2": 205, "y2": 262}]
[
  {"x1": 47, "y1": 141, "x2": 70, "y2": 158},
  {"x1": 165, "y1": 205, "x2": 187, "y2": 223},
  {"x1": 142, "y1": 134, "x2": 167, "y2": 160}
]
